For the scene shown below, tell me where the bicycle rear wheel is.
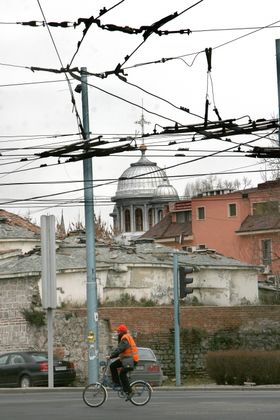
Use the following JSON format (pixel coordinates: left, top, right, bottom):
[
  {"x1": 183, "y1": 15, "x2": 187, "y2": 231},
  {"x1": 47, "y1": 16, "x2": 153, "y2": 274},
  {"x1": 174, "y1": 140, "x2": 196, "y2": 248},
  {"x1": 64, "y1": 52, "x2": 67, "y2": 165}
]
[
  {"x1": 129, "y1": 380, "x2": 152, "y2": 406},
  {"x1": 82, "y1": 382, "x2": 107, "y2": 407}
]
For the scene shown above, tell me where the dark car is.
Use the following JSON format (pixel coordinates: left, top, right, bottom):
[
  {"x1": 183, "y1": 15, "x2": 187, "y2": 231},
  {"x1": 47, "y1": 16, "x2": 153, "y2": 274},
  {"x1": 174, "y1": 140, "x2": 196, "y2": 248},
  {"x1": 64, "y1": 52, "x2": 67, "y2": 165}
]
[
  {"x1": 130, "y1": 347, "x2": 164, "y2": 386},
  {"x1": 0, "y1": 351, "x2": 76, "y2": 388}
]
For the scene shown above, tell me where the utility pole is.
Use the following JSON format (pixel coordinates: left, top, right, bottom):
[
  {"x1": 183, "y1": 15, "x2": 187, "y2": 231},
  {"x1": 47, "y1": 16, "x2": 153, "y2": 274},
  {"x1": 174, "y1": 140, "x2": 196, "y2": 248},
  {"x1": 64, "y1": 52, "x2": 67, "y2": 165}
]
[
  {"x1": 80, "y1": 67, "x2": 98, "y2": 383},
  {"x1": 276, "y1": 39, "x2": 280, "y2": 145},
  {"x1": 173, "y1": 253, "x2": 181, "y2": 386},
  {"x1": 41, "y1": 215, "x2": 56, "y2": 388}
]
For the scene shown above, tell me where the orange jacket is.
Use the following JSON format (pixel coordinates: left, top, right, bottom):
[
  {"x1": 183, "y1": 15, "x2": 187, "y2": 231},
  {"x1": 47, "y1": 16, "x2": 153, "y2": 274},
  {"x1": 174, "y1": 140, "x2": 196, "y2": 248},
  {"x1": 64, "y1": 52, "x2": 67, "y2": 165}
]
[{"x1": 120, "y1": 333, "x2": 139, "y2": 362}]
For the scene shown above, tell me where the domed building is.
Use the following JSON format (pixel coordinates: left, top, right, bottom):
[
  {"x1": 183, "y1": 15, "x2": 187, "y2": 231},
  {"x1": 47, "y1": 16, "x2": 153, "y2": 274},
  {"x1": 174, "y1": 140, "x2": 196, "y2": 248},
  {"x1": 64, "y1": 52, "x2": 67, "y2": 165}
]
[{"x1": 111, "y1": 145, "x2": 178, "y2": 240}]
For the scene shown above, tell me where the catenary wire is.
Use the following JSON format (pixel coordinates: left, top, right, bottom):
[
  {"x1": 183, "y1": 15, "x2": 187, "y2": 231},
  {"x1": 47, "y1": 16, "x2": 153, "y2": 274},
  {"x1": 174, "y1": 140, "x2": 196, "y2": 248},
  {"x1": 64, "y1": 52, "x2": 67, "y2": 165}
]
[{"x1": 0, "y1": 129, "x2": 275, "y2": 206}]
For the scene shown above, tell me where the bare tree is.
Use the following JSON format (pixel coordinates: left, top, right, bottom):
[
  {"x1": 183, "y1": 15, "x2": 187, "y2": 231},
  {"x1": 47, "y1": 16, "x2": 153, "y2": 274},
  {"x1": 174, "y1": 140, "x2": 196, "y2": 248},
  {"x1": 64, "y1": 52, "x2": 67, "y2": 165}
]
[
  {"x1": 260, "y1": 121, "x2": 280, "y2": 181},
  {"x1": 184, "y1": 175, "x2": 252, "y2": 198},
  {"x1": 68, "y1": 213, "x2": 113, "y2": 241}
]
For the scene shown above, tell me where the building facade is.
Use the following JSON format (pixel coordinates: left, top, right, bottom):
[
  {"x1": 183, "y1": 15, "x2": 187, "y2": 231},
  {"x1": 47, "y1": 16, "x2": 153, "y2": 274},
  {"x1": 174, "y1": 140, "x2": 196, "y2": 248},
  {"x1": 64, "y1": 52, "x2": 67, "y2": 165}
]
[{"x1": 142, "y1": 179, "x2": 280, "y2": 278}]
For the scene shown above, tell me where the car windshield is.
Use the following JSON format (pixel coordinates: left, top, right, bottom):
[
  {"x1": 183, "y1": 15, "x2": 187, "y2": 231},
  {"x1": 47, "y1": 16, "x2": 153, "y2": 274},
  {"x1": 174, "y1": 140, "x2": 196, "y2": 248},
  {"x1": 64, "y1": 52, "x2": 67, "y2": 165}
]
[{"x1": 138, "y1": 348, "x2": 156, "y2": 360}]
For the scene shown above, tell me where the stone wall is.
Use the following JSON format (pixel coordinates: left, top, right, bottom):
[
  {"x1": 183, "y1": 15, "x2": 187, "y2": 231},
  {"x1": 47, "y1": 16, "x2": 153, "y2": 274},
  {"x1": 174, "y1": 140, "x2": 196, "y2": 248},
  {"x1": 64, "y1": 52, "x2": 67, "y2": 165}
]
[
  {"x1": 0, "y1": 277, "x2": 38, "y2": 351},
  {"x1": 98, "y1": 306, "x2": 280, "y2": 378},
  {"x1": 2, "y1": 276, "x2": 280, "y2": 383},
  {"x1": 2, "y1": 302, "x2": 280, "y2": 383},
  {"x1": 34, "y1": 311, "x2": 112, "y2": 383}
]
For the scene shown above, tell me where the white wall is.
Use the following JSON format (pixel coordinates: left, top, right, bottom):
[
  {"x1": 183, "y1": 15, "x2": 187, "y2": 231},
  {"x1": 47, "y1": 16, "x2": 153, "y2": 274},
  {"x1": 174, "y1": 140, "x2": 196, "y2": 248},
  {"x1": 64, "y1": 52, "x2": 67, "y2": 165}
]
[
  {"x1": 0, "y1": 239, "x2": 39, "y2": 254},
  {"x1": 38, "y1": 265, "x2": 259, "y2": 307},
  {"x1": 195, "y1": 268, "x2": 259, "y2": 306},
  {"x1": 230, "y1": 270, "x2": 259, "y2": 305}
]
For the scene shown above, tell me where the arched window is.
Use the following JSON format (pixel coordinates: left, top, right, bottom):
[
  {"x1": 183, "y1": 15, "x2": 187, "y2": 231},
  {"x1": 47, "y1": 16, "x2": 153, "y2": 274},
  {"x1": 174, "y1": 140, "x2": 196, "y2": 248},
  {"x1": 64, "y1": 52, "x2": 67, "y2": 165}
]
[
  {"x1": 148, "y1": 208, "x2": 154, "y2": 228},
  {"x1": 158, "y1": 209, "x2": 163, "y2": 221},
  {"x1": 124, "y1": 209, "x2": 131, "y2": 232},
  {"x1": 135, "y1": 208, "x2": 143, "y2": 231}
]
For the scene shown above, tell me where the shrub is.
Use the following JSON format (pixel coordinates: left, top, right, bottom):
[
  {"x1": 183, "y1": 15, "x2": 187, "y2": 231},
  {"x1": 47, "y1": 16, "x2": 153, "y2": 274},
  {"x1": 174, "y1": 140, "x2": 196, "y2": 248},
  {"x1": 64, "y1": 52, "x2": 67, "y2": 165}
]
[
  {"x1": 208, "y1": 328, "x2": 240, "y2": 351},
  {"x1": 100, "y1": 293, "x2": 156, "y2": 307},
  {"x1": 21, "y1": 307, "x2": 46, "y2": 327},
  {"x1": 206, "y1": 350, "x2": 280, "y2": 385},
  {"x1": 181, "y1": 327, "x2": 207, "y2": 345}
]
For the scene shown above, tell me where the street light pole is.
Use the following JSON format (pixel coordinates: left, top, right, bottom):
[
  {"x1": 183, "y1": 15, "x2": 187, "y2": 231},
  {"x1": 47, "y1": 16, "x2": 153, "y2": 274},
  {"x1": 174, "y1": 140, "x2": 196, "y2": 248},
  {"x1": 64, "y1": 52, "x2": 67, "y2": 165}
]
[{"x1": 80, "y1": 67, "x2": 98, "y2": 383}]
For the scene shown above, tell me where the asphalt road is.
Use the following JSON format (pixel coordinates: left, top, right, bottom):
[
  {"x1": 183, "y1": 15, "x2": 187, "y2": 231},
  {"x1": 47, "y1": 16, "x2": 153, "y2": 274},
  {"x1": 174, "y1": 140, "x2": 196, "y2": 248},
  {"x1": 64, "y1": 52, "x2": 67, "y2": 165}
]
[{"x1": 1, "y1": 388, "x2": 280, "y2": 420}]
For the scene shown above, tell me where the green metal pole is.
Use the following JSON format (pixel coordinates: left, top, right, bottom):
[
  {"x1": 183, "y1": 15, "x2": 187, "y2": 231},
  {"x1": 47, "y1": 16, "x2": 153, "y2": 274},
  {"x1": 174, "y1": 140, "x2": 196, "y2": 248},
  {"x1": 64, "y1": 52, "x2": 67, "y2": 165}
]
[
  {"x1": 173, "y1": 253, "x2": 181, "y2": 386},
  {"x1": 276, "y1": 39, "x2": 280, "y2": 145},
  {"x1": 81, "y1": 67, "x2": 98, "y2": 383}
]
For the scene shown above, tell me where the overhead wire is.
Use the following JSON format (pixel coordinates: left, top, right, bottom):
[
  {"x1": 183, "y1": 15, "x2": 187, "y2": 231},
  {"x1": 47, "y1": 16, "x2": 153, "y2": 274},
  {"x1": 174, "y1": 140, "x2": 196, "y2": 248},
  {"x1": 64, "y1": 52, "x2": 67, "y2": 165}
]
[
  {"x1": 0, "y1": 77, "x2": 71, "y2": 88},
  {"x1": 0, "y1": 4, "x2": 278, "y2": 216},
  {"x1": 122, "y1": 18, "x2": 280, "y2": 73},
  {"x1": 1, "y1": 164, "x2": 275, "y2": 213},
  {"x1": 0, "y1": 163, "x2": 268, "y2": 187},
  {"x1": 102, "y1": 73, "x2": 204, "y2": 121},
  {"x1": 70, "y1": 71, "x2": 186, "y2": 126},
  {"x1": 0, "y1": 128, "x2": 275, "y2": 207},
  {"x1": 68, "y1": 0, "x2": 126, "y2": 66},
  {"x1": 1, "y1": 17, "x2": 280, "y2": 33},
  {"x1": 212, "y1": 18, "x2": 280, "y2": 52},
  {"x1": 1, "y1": 14, "x2": 279, "y2": 80},
  {"x1": 36, "y1": 0, "x2": 85, "y2": 140},
  {"x1": 107, "y1": 0, "x2": 204, "y2": 73},
  {"x1": 0, "y1": 124, "x2": 276, "y2": 171},
  {"x1": 1, "y1": 13, "x2": 278, "y2": 134}
]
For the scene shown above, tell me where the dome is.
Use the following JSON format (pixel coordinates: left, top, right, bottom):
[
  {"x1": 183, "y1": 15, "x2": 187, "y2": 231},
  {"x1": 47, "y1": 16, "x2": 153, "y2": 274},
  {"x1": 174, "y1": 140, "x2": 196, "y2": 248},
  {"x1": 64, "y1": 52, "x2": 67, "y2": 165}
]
[
  {"x1": 113, "y1": 147, "x2": 174, "y2": 200},
  {"x1": 155, "y1": 178, "x2": 179, "y2": 201}
]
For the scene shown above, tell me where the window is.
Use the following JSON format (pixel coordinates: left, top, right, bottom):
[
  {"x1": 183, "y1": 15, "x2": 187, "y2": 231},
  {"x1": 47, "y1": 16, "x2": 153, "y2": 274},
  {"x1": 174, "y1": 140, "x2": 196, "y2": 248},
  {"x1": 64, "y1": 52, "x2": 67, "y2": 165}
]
[
  {"x1": 10, "y1": 355, "x2": 24, "y2": 364},
  {"x1": 228, "y1": 203, "x2": 237, "y2": 217},
  {"x1": 124, "y1": 209, "x2": 131, "y2": 232},
  {"x1": 158, "y1": 209, "x2": 163, "y2": 221},
  {"x1": 135, "y1": 208, "x2": 143, "y2": 231},
  {"x1": 253, "y1": 201, "x2": 280, "y2": 216},
  {"x1": 176, "y1": 211, "x2": 192, "y2": 223},
  {"x1": 197, "y1": 207, "x2": 205, "y2": 220},
  {"x1": 262, "y1": 239, "x2": 272, "y2": 265},
  {"x1": 148, "y1": 208, "x2": 153, "y2": 228},
  {"x1": 0, "y1": 355, "x2": 8, "y2": 365}
]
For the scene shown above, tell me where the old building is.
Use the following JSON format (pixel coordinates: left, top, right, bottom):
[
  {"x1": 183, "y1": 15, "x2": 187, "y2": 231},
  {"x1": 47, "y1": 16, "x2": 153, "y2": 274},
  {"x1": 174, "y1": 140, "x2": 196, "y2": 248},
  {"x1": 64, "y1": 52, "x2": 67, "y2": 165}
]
[
  {"x1": 0, "y1": 204, "x2": 261, "y2": 307},
  {"x1": 141, "y1": 179, "x2": 280, "y2": 281},
  {"x1": 110, "y1": 144, "x2": 178, "y2": 241},
  {"x1": 0, "y1": 209, "x2": 40, "y2": 253},
  {"x1": 0, "y1": 227, "x2": 259, "y2": 307}
]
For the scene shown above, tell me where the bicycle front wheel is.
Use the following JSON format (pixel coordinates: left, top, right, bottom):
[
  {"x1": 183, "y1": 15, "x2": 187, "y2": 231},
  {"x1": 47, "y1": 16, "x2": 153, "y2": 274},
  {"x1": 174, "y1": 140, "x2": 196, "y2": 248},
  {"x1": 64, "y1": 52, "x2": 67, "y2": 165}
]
[
  {"x1": 82, "y1": 382, "x2": 107, "y2": 407},
  {"x1": 129, "y1": 380, "x2": 152, "y2": 406}
]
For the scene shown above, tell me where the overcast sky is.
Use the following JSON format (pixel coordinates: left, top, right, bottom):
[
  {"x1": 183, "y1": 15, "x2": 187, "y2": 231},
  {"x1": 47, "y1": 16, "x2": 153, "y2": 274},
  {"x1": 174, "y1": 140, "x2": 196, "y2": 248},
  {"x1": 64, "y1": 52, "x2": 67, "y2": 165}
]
[{"x1": 0, "y1": 0, "x2": 279, "y2": 228}]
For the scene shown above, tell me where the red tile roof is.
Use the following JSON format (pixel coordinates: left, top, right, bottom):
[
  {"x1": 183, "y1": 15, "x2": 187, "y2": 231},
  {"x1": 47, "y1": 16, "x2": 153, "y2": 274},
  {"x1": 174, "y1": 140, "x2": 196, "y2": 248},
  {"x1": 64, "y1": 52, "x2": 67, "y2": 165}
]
[
  {"x1": 237, "y1": 214, "x2": 280, "y2": 233},
  {"x1": 140, "y1": 214, "x2": 192, "y2": 240},
  {"x1": 0, "y1": 209, "x2": 40, "y2": 234}
]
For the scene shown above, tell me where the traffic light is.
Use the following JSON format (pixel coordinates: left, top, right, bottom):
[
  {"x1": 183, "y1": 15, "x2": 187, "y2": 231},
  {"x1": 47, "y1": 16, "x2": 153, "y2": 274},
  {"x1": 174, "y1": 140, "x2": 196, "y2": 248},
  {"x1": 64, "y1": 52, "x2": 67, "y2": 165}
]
[{"x1": 179, "y1": 266, "x2": 194, "y2": 298}]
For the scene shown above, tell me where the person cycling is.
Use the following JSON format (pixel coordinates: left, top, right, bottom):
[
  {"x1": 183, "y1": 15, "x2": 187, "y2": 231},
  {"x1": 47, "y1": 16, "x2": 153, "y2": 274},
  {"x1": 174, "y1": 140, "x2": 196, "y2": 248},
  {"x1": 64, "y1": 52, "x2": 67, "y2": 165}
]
[{"x1": 108, "y1": 323, "x2": 139, "y2": 399}]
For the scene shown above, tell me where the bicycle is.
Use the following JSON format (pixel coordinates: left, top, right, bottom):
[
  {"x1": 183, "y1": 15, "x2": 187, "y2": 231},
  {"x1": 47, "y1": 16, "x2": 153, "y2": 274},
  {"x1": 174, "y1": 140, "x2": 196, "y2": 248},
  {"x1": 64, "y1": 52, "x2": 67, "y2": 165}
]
[{"x1": 82, "y1": 359, "x2": 152, "y2": 407}]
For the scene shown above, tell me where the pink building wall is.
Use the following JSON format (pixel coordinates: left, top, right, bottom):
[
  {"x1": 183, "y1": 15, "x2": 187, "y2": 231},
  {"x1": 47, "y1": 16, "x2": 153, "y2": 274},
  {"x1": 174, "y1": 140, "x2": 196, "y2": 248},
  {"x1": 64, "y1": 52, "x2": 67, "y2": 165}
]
[
  {"x1": 190, "y1": 183, "x2": 280, "y2": 273},
  {"x1": 191, "y1": 193, "x2": 247, "y2": 261}
]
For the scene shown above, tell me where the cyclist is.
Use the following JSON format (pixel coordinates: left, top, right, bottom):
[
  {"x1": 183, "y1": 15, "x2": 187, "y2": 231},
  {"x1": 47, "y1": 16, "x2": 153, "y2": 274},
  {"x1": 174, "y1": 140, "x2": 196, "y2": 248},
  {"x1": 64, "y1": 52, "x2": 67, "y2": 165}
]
[{"x1": 108, "y1": 323, "x2": 139, "y2": 399}]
